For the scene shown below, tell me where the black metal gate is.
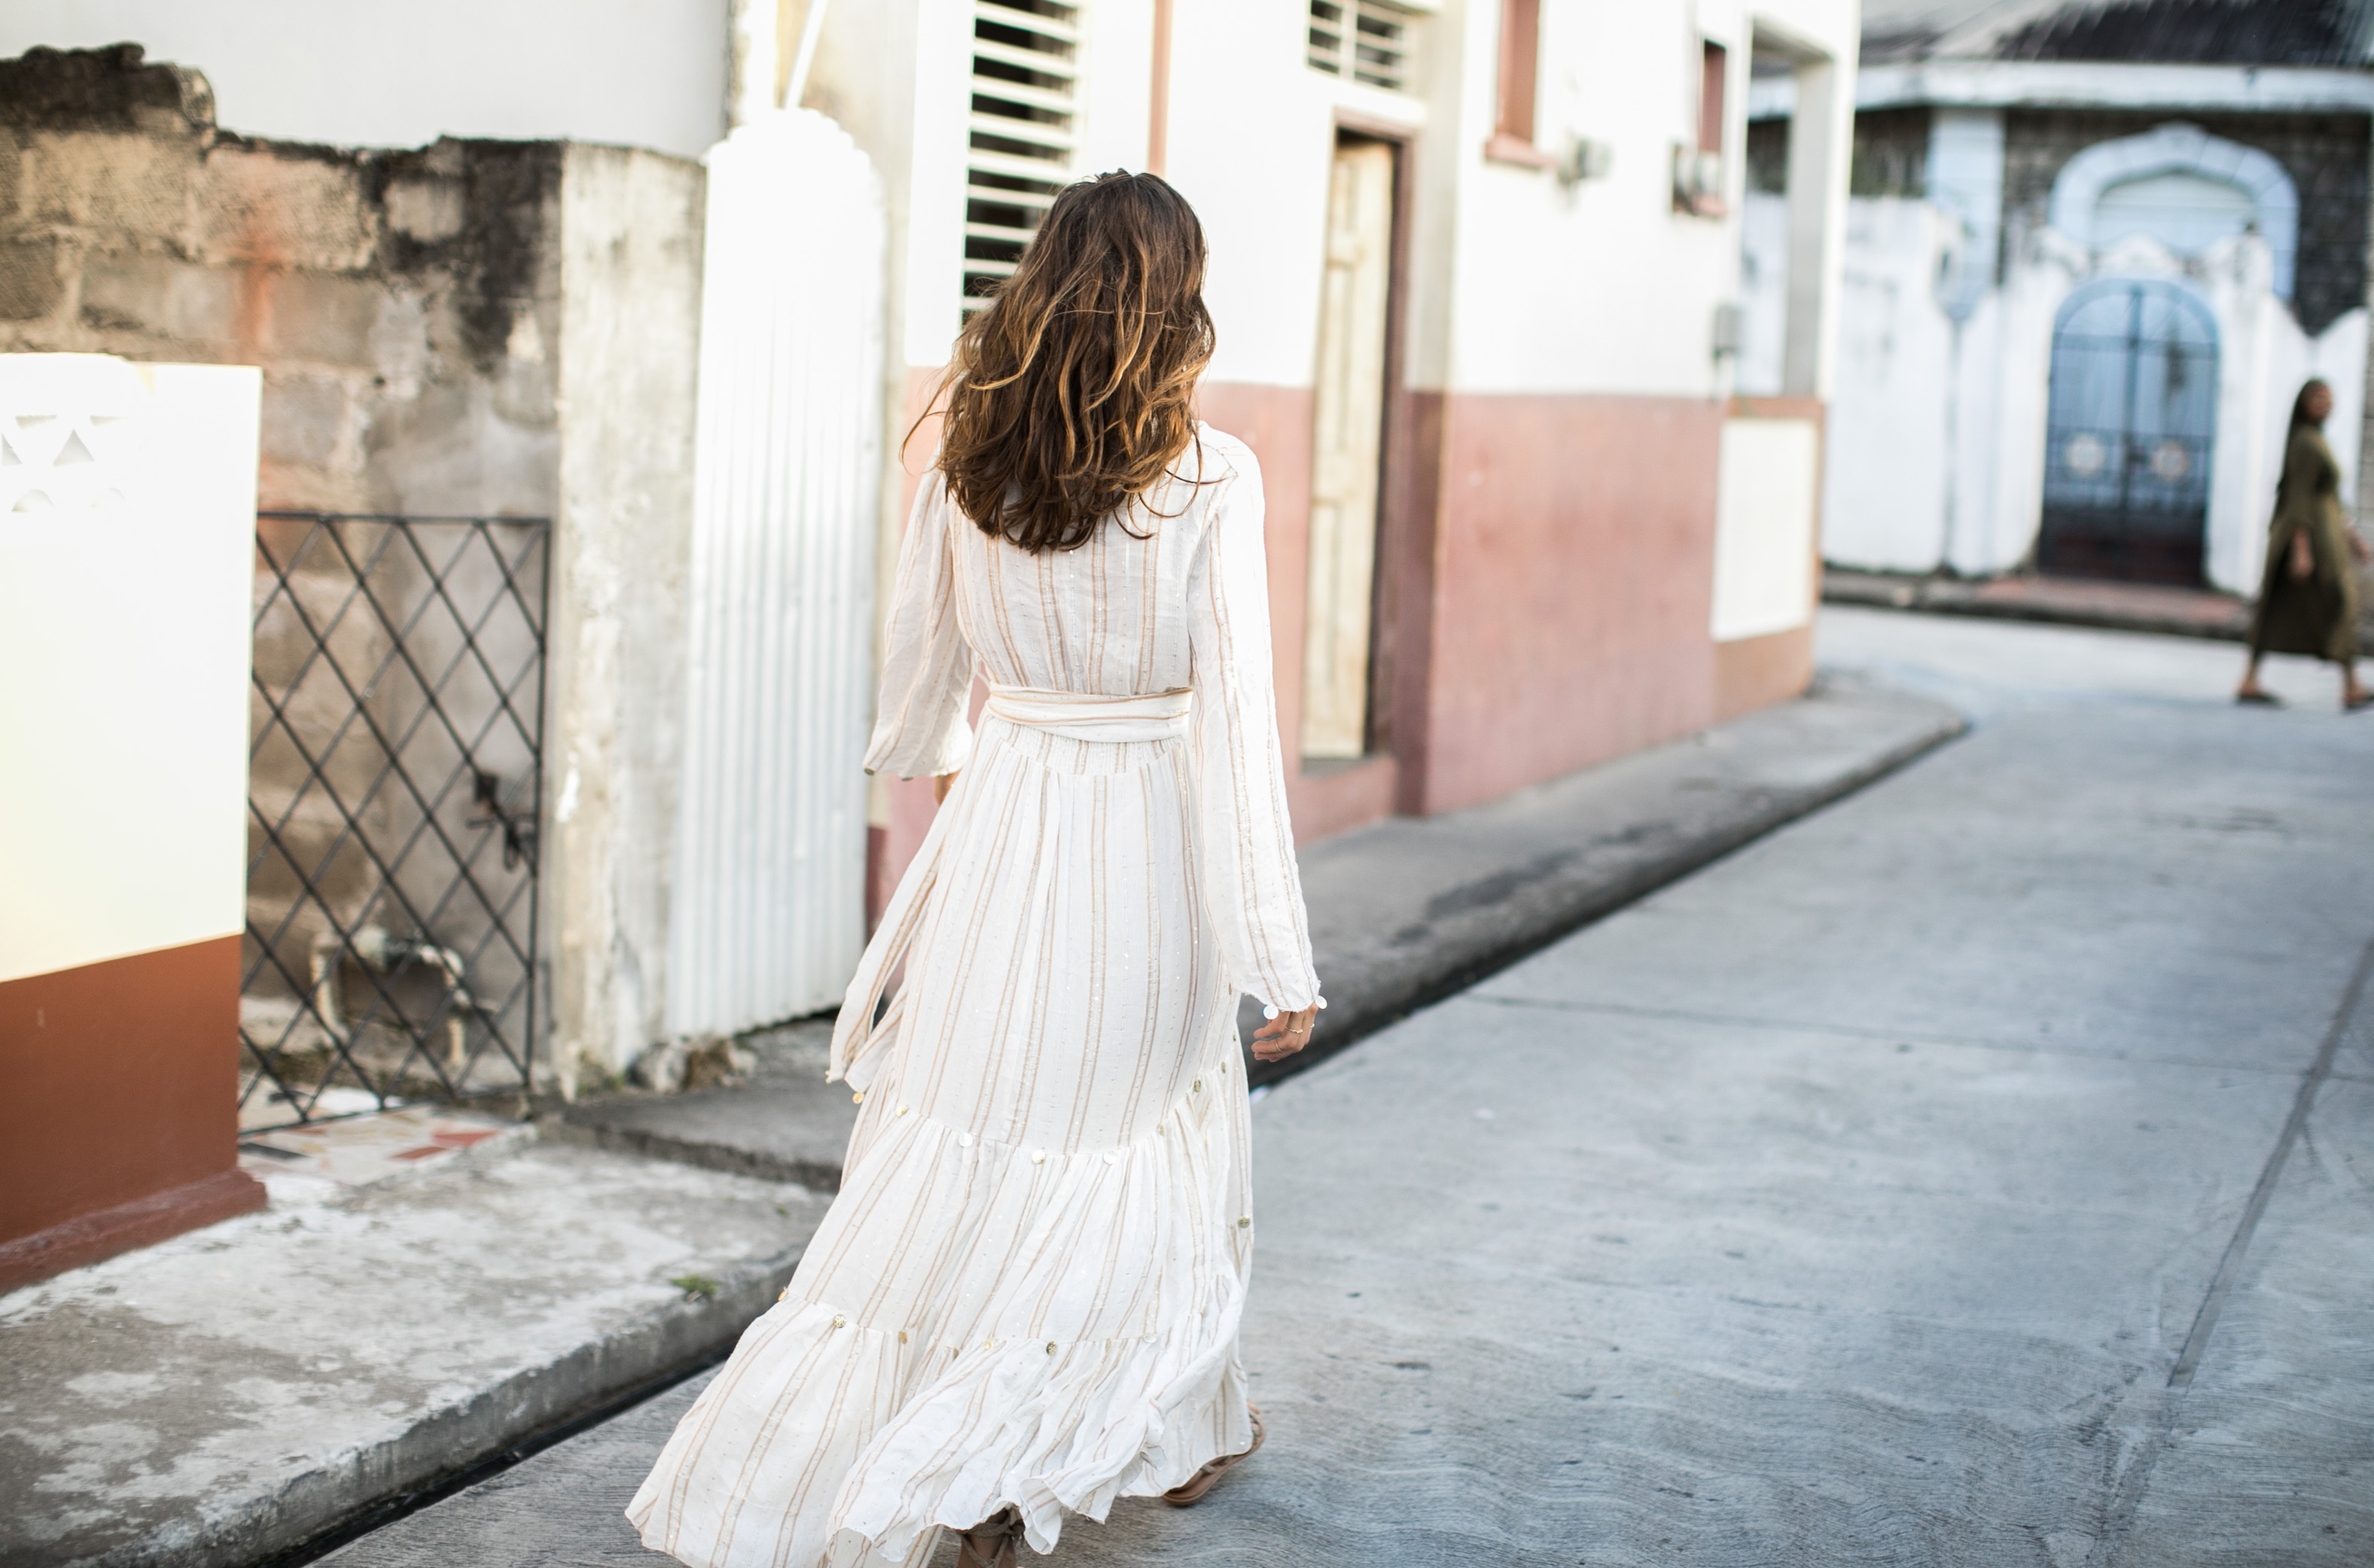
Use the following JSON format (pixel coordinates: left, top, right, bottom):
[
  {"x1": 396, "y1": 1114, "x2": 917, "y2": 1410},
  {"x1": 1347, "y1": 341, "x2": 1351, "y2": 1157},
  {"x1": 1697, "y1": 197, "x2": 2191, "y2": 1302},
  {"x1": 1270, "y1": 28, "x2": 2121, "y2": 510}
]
[
  {"x1": 241, "y1": 513, "x2": 550, "y2": 1131},
  {"x1": 2039, "y1": 279, "x2": 2220, "y2": 585}
]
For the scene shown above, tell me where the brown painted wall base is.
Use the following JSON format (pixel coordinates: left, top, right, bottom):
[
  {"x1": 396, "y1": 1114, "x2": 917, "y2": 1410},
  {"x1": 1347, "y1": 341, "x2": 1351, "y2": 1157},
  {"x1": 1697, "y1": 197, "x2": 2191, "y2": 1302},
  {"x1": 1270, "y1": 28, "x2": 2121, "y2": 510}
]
[
  {"x1": 1714, "y1": 624, "x2": 1816, "y2": 724},
  {"x1": 2, "y1": 934, "x2": 258, "y2": 1289},
  {"x1": 0, "y1": 1166, "x2": 264, "y2": 1295}
]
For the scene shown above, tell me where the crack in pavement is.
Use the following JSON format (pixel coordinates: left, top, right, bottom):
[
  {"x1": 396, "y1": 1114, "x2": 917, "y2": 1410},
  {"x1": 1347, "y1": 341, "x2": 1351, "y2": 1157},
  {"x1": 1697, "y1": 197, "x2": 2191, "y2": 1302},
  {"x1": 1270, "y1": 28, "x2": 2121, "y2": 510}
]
[{"x1": 2083, "y1": 929, "x2": 2374, "y2": 1568}]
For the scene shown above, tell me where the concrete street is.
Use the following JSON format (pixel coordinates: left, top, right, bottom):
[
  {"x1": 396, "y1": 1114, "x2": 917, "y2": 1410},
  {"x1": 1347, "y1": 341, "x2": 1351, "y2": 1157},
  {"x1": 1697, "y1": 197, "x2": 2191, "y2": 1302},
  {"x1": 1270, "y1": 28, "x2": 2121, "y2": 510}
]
[
  {"x1": 2, "y1": 670, "x2": 1949, "y2": 1568},
  {"x1": 328, "y1": 607, "x2": 2374, "y2": 1567}
]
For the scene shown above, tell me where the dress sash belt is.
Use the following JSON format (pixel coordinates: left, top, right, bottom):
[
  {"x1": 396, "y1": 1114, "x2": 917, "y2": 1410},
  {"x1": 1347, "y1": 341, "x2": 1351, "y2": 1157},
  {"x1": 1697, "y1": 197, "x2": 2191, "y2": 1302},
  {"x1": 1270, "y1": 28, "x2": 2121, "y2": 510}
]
[
  {"x1": 981, "y1": 682, "x2": 1193, "y2": 743},
  {"x1": 828, "y1": 684, "x2": 1197, "y2": 1087}
]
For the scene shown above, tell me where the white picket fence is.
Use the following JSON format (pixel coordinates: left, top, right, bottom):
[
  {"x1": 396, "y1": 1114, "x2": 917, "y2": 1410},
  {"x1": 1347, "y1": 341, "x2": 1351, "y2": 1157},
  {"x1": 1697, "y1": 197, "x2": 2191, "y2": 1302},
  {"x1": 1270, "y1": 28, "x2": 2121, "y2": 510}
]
[{"x1": 666, "y1": 109, "x2": 885, "y2": 1037}]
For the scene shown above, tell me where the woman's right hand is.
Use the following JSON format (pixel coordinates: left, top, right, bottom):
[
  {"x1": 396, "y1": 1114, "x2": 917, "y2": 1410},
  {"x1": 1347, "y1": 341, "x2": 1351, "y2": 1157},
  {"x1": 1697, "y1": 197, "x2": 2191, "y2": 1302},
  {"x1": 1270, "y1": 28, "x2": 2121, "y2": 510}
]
[
  {"x1": 933, "y1": 770, "x2": 960, "y2": 805},
  {"x1": 2290, "y1": 528, "x2": 2316, "y2": 580},
  {"x1": 1251, "y1": 1005, "x2": 1319, "y2": 1062}
]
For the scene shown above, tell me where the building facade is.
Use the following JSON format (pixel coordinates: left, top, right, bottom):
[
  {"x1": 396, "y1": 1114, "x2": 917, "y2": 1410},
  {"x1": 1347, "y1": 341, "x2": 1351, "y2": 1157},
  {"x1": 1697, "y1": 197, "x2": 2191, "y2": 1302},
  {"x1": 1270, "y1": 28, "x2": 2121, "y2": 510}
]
[
  {"x1": 788, "y1": 0, "x2": 1862, "y2": 909},
  {"x1": 1785, "y1": 0, "x2": 2374, "y2": 591},
  {"x1": 2, "y1": 0, "x2": 1860, "y2": 1272}
]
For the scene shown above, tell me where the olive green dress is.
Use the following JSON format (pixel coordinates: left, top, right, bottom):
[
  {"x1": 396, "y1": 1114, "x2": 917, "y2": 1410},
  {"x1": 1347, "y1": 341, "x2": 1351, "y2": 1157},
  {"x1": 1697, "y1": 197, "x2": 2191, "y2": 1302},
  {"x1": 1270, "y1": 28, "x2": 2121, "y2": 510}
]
[{"x1": 2248, "y1": 425, "x2": 2361, "y2": 663}]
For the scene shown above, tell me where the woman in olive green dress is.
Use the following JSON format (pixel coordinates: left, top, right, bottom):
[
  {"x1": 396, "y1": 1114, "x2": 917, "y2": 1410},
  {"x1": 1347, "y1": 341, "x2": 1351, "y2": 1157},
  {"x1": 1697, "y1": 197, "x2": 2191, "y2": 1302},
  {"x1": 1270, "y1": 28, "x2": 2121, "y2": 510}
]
[{"x1": 2236, "y1": 378, "x2": 2372, "y2": 711}]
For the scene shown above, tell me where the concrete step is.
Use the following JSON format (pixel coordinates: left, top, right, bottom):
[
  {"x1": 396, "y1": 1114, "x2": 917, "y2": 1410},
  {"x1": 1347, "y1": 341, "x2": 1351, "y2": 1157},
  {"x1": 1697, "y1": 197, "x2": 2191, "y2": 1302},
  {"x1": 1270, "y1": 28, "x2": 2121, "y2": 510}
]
[{"x1": 0, "y1": 1137, "x2": 827, "y2": 1568}]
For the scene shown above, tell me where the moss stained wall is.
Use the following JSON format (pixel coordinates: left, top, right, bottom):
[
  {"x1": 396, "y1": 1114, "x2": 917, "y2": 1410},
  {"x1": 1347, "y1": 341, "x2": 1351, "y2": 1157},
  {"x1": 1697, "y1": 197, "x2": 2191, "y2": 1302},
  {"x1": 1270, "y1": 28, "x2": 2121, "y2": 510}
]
[{"x1": 0, "y1": 44, "x2": 566, "y2": 514}]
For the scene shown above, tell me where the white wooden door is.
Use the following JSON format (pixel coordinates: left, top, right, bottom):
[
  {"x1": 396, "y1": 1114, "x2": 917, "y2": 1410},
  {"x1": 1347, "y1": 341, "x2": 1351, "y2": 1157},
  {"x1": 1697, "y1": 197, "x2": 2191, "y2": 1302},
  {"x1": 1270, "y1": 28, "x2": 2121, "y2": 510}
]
[{"x1": 1302, "y1": 140, "x2": 1394, "y2": 760}]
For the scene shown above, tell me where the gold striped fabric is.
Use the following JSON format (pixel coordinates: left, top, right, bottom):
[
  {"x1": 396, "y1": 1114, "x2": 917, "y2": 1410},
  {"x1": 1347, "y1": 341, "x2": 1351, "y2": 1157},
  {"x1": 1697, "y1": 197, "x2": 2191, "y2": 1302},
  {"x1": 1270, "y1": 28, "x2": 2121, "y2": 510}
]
[{"x1": 627, "y1": 427, "x2": 1320, "y2": 1566}]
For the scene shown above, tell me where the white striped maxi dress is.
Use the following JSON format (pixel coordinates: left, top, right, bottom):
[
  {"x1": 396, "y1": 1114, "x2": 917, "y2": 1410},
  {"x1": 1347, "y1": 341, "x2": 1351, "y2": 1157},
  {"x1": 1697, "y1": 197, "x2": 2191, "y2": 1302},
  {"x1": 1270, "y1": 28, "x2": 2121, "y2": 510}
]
[{"x1": 627, "y1": 425, "x2": 1321, "y2": 1567}]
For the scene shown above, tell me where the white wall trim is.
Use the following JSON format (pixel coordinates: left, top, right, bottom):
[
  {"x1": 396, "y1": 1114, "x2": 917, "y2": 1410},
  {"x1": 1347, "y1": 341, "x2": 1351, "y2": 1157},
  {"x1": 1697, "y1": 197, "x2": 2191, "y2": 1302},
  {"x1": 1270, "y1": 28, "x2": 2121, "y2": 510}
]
[
  {"x1": 2046, "y1": 121, "x2": 2298, "y2": 300},
  {"x1": 1752, "y1": 61, "x2": 2374, "y2": 120}
]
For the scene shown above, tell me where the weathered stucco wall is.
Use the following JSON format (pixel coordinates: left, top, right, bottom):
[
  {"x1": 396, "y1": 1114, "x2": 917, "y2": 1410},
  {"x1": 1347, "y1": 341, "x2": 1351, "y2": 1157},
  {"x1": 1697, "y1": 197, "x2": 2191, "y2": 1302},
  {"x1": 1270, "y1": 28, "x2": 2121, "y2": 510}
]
[
  {"x1": 544, "y1": 143, "x2": 704, "y2": 1091},
  {"x1": 0, "y1": 45, "x2": 567, "y2": 516}
]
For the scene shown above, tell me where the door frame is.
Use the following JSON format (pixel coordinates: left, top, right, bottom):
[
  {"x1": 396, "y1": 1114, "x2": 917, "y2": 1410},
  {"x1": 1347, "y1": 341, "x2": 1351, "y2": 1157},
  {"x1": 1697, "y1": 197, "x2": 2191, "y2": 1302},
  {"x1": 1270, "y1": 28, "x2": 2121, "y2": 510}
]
[{"x1": 1324, "y1": 112, "x2": 1417, "y2": 763}]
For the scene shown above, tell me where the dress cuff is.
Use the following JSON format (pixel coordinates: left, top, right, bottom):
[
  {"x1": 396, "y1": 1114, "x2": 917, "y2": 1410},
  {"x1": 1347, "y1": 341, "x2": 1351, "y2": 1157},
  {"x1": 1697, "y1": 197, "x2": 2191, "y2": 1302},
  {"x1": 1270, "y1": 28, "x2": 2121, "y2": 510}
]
[{"x1": 864, "y1": 717, "x2": 975, "y2": 781}]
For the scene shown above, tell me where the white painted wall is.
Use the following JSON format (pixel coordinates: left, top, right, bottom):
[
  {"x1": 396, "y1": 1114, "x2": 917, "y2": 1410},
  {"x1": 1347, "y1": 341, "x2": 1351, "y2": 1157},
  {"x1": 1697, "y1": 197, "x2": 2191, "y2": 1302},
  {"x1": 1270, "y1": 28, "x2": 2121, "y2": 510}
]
[
  {"x1": 0, "y1": 355, "x2": 258, "y2": 984},
  {"x1": 1166, "y1": 0, "x2": 1410, "y2": 391},
  {"x1": 1446, "y1": 0, "x2": 1855, "y2": 397},
  {"x1": 1453, "y1": 0, "x2": 1726, "y2": 396},
  {"x1": 1713, "y1": 417, "x2": 1821, "y2": 640},
  {"x1": 1821, "y1": 198, "x2": 1954, "y2": 571},
  {"x1": 1737, "y1": 192, "x2": 1790, "y2": 396},
  {"x1": 855, "y1": 0, "x2": 1855, "y2": 404},
  {"x1": 1821, "y1": 202, "x2": 2367, "y2": 592},
  {"x1": 2, "y1": 0, "x2": 727, "y2": 160}
]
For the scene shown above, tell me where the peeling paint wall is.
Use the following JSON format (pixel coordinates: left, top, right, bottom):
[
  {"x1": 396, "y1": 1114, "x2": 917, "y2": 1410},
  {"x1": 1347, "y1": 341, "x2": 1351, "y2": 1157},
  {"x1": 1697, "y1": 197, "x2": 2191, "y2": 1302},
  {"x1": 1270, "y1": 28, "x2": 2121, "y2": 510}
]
[{"x1": 546, "y1": 144, "x2": 704, "y2": 1091}]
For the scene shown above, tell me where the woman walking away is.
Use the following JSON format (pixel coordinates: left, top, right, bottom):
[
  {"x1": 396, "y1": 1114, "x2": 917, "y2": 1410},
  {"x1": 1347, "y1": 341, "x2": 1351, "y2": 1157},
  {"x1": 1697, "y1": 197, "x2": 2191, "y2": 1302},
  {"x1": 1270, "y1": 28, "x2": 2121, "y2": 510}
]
[
  {"x1": 2237, "y1": 377, "x2": 2372, "y2": 711},
  {"x1": 629, "y1": 172, "x2": 1322, "y2": 1568}
]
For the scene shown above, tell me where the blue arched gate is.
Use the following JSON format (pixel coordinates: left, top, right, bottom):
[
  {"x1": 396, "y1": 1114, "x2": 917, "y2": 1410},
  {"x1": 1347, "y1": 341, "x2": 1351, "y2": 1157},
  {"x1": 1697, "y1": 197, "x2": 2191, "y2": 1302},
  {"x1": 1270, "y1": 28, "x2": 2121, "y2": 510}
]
[{"x1": 2039, "y1": 279, "x2": 2218, "y2": 585}]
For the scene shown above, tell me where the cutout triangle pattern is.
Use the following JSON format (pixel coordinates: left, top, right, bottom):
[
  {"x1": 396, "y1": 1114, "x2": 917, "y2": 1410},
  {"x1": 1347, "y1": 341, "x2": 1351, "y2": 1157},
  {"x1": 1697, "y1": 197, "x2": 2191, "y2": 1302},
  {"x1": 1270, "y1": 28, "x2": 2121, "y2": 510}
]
[{"x1": 0, "y1": 407, "x2": 139, "y2": 518}]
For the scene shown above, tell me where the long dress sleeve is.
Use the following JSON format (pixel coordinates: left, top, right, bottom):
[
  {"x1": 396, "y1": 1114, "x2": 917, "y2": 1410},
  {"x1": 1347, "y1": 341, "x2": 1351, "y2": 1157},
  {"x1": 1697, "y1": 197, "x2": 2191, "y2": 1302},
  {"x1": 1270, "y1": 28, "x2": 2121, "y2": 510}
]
[
  {"x1": 1186, "y1": 449, "x2": 1320, "y2": 1013},
  {"x1": 865, "y1": 476, "x2": 976, "y2": 780}
]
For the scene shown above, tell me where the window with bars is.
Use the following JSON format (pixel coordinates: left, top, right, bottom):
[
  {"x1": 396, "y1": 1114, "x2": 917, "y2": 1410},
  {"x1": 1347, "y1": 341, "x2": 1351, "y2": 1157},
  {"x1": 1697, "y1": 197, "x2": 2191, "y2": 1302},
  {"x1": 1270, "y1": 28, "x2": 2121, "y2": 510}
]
[
  {"x1": 964, "y1": 0, "x2": 1080, "y2": 312},
  {"x1": 1309, "y1": 0, "x2": 1418, "y2": 93}
]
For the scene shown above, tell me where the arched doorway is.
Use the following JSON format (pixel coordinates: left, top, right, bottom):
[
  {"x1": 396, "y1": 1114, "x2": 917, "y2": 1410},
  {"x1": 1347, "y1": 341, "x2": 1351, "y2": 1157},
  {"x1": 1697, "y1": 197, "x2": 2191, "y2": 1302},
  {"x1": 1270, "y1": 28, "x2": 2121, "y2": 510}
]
[{"x1": 2038, "y1": 279, "x2": 2218, "y2": 585}]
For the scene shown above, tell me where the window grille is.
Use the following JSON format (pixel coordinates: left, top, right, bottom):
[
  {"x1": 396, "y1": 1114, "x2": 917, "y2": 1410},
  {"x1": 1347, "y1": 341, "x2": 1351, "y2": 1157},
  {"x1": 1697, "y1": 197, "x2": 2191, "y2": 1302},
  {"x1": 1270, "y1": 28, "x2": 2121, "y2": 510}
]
[
  {"x1": 1309, "y1": 0, "x2": 1416, "y2": 93},
  {"x1": 965, "y1": 0, "x2": 1080, "y2": 312},
  {"x1": 241, "y1": 513, "x2": 549, "y2": 1133}
]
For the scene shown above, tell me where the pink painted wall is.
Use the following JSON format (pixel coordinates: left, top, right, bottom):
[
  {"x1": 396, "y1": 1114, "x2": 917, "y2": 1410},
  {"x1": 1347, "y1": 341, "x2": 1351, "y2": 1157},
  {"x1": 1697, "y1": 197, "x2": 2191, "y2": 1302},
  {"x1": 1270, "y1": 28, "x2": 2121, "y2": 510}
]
[{"x1": 1416, "y1": 392, "x2": 1726, "y2": 815}]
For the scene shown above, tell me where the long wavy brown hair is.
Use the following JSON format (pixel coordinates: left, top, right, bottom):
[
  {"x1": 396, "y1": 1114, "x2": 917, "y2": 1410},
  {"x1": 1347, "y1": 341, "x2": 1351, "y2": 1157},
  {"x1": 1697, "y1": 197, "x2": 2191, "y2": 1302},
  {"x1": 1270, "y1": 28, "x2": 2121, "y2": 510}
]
[{"x1": 928, "y1": 171, "x2": 1215, "y2": 553}]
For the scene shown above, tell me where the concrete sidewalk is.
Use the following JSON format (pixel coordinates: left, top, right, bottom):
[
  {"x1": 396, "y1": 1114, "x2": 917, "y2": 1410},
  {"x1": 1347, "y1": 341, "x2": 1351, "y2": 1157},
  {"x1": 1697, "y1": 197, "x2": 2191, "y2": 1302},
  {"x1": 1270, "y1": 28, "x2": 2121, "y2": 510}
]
[
  {"x1": 1824, "y1": 566, "x2": 2262, "y2": 644},
  {"x1": 1827, "y1": 563, "x2": 2374, "y2": 656},
  {"x1": 0, "y1": 676, "x2": 1959, "y2": 1568}
]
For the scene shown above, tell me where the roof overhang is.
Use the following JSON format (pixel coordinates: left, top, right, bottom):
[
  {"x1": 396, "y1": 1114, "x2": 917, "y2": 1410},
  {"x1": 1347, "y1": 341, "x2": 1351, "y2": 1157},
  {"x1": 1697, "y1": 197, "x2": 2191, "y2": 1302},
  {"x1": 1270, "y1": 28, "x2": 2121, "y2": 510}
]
[{"x1": 1748, "y1": 59, "x2": 2374, "y2": 118}]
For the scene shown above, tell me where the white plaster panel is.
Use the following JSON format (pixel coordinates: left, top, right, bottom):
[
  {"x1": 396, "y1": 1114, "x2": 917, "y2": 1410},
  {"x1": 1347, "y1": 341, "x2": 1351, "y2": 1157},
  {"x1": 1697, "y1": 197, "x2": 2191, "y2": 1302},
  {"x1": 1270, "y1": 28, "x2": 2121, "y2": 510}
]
[
  {"x1": 1737, "y1": 192, "x2": 1790, "y2": 397},
  {"x1": 0, "y1": 355, "x2": 258, "y2": 983},
  {"x1": 2, "y1": 0, "x2": 727, "y2": 160},
  {"x1": 1713, "y1": 416, "x2": 1821, "y2": 642},
  {"x1": 1927, "y1": 107, "x2": 2003, "y2": 321},
  {"x1": 1821, "y1": 199, "x2": 1953, "y2": 572},
  {"x1": 1980, "y1": 233, "x2": 2083, "y2": 574}
]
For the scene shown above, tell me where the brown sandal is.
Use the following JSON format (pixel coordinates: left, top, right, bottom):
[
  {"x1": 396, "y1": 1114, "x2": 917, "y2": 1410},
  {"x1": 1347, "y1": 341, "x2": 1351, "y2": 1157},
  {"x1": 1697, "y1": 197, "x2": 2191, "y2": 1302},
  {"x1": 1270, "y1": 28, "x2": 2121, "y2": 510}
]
[
  {"x1": 1160, "y1": 1404, "x2": 1265, "y2": 1506},
  {"x1": 955, "y1": 1506, "x2": 1022, "y2": 1568}
]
